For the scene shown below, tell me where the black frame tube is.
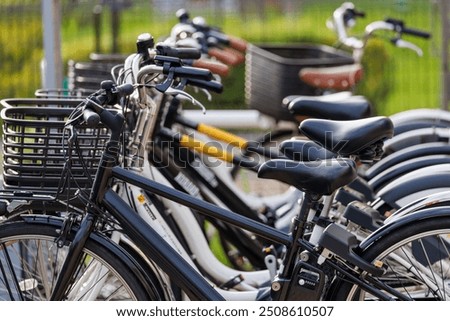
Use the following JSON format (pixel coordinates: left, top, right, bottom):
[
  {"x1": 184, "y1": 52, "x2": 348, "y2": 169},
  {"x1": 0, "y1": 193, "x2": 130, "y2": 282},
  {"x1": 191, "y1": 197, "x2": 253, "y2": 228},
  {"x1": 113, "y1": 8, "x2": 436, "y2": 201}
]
[{"x1": 112, "y1": 166, "x2": 292, "y2": 246}]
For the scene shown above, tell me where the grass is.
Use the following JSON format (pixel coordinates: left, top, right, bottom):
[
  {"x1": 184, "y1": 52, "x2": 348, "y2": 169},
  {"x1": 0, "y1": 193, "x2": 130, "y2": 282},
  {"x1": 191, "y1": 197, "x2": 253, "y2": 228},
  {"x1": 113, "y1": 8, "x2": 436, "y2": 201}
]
[{"x1": 0, "y1": 0, "x2": 441, "y2": 115}]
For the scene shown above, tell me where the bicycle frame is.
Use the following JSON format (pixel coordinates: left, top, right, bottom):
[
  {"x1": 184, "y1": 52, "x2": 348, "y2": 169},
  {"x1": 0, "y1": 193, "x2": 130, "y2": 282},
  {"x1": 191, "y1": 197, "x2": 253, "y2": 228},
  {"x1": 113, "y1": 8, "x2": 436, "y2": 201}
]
[
  {"x1": 120, "y1": 159, "x2": 271, "y2": 291},
  {"x1": 50, "y1": 133, "x2": 402, "y2": 301}
]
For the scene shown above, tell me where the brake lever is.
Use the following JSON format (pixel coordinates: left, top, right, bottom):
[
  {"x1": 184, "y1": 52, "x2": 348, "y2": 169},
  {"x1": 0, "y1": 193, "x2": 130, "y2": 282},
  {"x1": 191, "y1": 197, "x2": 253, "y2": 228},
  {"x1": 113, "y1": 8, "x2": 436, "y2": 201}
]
[
  {"x1": 66, "y1": 124, "x2": 77, "y2": 146},
  {"x1": 392, "y1": 38, "x2": 423, "y2": 56},
  {"x1": 199, "y1": 88, "x2": 212, "y2": 101},
  {"x1": 164, "y1": 87, "x2": 207, "y2": 114},
  {"x1": 175, "y1": 78, "x2": 212, "y2": 102}
]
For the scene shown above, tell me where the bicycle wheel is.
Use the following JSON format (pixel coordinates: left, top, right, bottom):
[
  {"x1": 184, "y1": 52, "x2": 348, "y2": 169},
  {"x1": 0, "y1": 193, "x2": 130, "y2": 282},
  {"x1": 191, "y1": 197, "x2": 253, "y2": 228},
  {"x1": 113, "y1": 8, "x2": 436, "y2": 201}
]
[
  {"x1": 330, "y1": 216, "x2": 450, "y2": 300},
  {"x1": 0, "y1": 216, "x2": 166, "y2": 301}
]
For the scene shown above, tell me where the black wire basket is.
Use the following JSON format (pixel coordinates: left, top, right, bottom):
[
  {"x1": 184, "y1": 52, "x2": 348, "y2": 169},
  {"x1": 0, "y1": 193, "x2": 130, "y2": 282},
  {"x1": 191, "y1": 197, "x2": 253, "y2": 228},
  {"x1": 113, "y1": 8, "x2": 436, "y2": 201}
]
[
  {"x1": 34, "y1": 88, "x2": 94, "y2": 99},
  {"x1": 245, "y1": 43, "x2": 355, "y2": 121},
  {"x1": 1, "y1": 98, "x2": 110, "y2": 200}
]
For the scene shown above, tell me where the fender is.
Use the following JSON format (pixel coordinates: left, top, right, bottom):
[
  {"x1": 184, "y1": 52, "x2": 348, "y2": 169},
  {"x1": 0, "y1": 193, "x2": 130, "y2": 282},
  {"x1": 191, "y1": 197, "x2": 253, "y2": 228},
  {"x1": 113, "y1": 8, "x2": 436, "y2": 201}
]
[
  {"x1": 18, "y1": 214, "x2": 174, "y2": 300},
  {"x1": 375, "y1": 165, "x2": 450, "y2": 209},
  {"x1": 359, "y1": 206, "x2": 450, "y2": 251},
  {"x1": 386, "y1": 190, "x2": 450, "y2": 222},
  {"x1": 363, "y1": 142, "x2": 450, "y2": 180}
]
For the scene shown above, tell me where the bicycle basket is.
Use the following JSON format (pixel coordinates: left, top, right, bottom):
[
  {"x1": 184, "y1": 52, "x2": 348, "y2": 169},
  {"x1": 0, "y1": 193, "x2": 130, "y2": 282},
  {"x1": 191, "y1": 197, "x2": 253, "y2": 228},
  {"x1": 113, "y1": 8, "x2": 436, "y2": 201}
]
[
  {"x1": 245, "y1": 43, "x2": 354, "y2": 121},
  {"x1": 1, "y1": 98, "x2": 110, "y2": 199},
  {"x1": 34, "y1": 88, "x2": 94, "y2": 99}
]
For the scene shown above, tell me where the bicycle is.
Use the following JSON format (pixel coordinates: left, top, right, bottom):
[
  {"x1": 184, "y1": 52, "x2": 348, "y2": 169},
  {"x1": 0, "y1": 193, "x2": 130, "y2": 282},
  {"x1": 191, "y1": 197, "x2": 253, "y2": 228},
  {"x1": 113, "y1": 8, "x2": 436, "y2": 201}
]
[{"x1": 1, "y1": 54, "x2": 449, "y2": 301}]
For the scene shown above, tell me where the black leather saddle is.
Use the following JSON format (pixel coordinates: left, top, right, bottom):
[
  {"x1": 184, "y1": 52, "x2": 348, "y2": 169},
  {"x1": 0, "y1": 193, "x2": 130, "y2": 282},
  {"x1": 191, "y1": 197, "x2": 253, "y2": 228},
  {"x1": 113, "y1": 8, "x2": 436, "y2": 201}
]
[
  {"x1": 288, "y1": 96, "x2": 371, "y2": 120},
  {"x1": 279, "y1": 139, "x2": 337, "y2": 161},
  {"x1": 258, "y1": 158, "x2": 357, "y2": 196},
  {"x1": 299, "y1": 116, "x2": 394, "y2": 161}
]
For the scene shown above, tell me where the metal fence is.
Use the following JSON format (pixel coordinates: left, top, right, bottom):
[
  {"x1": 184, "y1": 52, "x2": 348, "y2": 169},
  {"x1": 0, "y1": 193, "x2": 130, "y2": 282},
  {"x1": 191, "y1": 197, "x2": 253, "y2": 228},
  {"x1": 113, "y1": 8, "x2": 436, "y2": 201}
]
[{"x1": 0, "y1": 0, "x2": 446, "y2": 114}]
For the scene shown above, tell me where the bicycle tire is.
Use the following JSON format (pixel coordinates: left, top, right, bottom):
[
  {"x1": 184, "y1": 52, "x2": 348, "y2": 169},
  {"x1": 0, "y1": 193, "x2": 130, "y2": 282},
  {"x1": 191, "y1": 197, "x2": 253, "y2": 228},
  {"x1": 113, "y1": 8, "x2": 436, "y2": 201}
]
[
  {"x1": 0, "y1": 215, "x2": 166, "y2": 301},
  {"x1": 329, "y1": 216, "x2": 450, "y2": 300}
]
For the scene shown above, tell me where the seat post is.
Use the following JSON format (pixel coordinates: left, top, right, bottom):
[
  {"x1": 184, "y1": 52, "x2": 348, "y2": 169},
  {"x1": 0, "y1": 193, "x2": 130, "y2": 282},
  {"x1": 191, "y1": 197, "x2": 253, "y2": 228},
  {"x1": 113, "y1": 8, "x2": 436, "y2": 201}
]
[
  {"x1": 278, "y1": 192, "x2": 320, "y2": 279},
  {"x1": 308, "y1": 190, "x2": 338, "y2": 246}
]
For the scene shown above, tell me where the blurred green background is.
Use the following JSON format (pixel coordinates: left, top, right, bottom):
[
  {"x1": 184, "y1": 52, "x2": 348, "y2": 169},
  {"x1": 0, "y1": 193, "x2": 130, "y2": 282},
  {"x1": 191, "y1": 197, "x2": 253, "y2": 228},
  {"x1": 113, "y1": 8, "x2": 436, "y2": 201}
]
[{"x1": 0, "y1": 0, "x2": 443, "y2": 116}]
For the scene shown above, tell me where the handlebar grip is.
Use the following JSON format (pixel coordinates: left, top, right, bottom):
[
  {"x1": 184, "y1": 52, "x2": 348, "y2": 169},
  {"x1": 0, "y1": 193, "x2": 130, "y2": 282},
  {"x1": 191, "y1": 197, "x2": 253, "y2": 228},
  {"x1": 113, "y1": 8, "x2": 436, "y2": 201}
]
[
  {"x1": 402, "y1": 27, "x2": 431, "y2": 39},
  {"x1": 351, "y1": 9, "x2": 365, "y2": 18},
  {"x1": 170, "y1": 66, "x2": 213, "y2": 81},
  {"x1": 83, "y1": 108, "x2": 100, "y2": 127},
  {"x1": 222, "y1": 47, "x2": 245, "y2": 65},
  {"x1": 156, "y1": 45, "x2": 202, "y2": 59},
  {"x1": 185, "y1": 78, "x2": 223, "y2": 93},
  {"x1": 192, "y1": 59, "x2": 230, "y2": 77},
  {"x1": 115, "y1": 83, "x2": 135, "y2": 96},
  {"x1": 228, "y1": 35, "x2": 248, "y2": 52},
  {"x1": 207, "y1": 48, "x2": 240, "y2": 66}
]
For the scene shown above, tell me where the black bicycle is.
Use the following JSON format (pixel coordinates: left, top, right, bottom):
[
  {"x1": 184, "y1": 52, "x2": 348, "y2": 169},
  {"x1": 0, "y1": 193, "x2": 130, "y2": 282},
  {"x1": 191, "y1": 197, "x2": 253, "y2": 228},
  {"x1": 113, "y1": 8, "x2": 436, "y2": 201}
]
[{"x1": 1, "y1": 54, "x2": 449, "y2": 300}]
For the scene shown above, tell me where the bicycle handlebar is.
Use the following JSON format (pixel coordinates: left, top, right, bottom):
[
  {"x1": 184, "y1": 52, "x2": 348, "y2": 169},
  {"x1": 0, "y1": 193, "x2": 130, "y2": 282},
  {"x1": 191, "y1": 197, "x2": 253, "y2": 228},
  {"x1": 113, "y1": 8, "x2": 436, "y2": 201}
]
[
  {"x1": 403, "y1": 27, "x2": 431, "y2": 38},
  {"x1": 167, "y1": 65, "x2": 213, "y2": 81},
  {"x1": 185, "y1": 78, "x2": 223, "y2": 94},
  {"x1": 227, "y1": 35, "x2": 248, "y2": 52},
  {"x1": 173, "y1": 8, "x2": 248, "y2": 53},
  {"x1": 82, "y1": 108, "x2": 100, "y2": 127},
  {"x1": 385, "y1": 18, "x2": 431, "y2": 39},
  {"x1": 349, "y1": 8, "x2": 365, "y2": 18},
  {"x1": 84, "y1": 81, "x2": 134, "y2": 117},
  {"x1": 155, "y1": 45, "x2": 202, "y2": 60},
  {"x1": 207, "y1": 47, "x2": 242, "y2": 66},
  {"x1": 205, "y1": 29, "x2": 248, "y2": 52},
  {"x1": 331, "y1": 2, "x2": 431, "y2": 56},
  {"x1": 192, "y1": 59, "x2": 230, "y2": 77}
]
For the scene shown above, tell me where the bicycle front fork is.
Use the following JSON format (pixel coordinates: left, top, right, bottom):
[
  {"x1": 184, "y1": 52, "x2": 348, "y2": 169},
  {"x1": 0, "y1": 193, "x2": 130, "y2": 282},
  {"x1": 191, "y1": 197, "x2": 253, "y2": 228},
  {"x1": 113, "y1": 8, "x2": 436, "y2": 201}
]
[{"x1": 50, "y1": 212, "x2": 97, "y2": 300}]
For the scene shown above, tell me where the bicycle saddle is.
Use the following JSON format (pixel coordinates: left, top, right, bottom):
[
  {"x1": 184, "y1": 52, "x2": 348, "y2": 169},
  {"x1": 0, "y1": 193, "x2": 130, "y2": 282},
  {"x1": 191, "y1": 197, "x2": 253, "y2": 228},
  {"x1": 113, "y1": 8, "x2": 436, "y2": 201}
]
[
  {"x1": 281, "y1": 91, "x2": 353, "y2": 109},
  {"x1": 279, "y1": 139, "x2": 337, "y2": 161},
  {"x1": 299, "y1": 116, "x2": 394, "y2": 161},
  {"x1": 258, "y1": 158, "x2": 357, "y2": 196},
  {"x1": 288, "y1": 96, "x2": 371, "y2": 120},
  {"x1": 299, "y1": 63, "x2": 364, "y2": 91}
]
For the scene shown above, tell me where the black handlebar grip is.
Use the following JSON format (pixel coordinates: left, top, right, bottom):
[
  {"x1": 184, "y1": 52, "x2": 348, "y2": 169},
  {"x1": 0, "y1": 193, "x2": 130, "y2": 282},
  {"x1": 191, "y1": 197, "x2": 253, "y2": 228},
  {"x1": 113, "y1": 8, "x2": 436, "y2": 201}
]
[
  {"x1": 156, "y1": 45, "x2": 202, "y2": 60},
  {"x1": 351, "y1": 9, "x2": 366, "y2": 18},
  {"x1": 402, "y1": 27, "x2": 431, "y2": 39},
  {"x1": 186, "y1": 78, "x2": 223, "y2": 93},
  {"x1": 83, "y1": 108, "x2": 101, "y2": 127},
  {"x1": 115, "y1": 83, "x2": 135, "y2": 96},
  {"x1": 386, "y1": 18, "x2": 431, "y2": 39},
  {"x1": 171, "y1": 66, "x2": 213, "y2": 81}
]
